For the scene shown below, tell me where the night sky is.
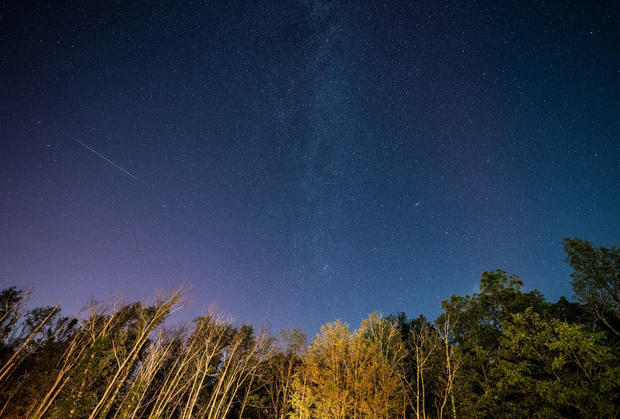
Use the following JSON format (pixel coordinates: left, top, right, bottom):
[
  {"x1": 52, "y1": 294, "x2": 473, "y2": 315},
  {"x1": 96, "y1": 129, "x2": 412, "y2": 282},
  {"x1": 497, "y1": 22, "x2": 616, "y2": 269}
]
[{"x1": 2, "y1": 1, "x2": 619, "y2": 334}]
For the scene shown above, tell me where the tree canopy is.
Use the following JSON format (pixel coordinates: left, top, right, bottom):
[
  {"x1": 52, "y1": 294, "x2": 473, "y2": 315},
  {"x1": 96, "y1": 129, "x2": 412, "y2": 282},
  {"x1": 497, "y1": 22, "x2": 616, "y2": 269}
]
[{"x1": 0, "y1": 237, "x2": 618, "y2": 417}]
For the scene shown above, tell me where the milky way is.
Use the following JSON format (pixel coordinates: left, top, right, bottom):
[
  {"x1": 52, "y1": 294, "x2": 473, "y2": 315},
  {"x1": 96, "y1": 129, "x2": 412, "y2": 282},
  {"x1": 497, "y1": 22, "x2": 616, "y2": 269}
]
[{"x1": 2, "y1": 1, "x2": 618, "y2": 334}]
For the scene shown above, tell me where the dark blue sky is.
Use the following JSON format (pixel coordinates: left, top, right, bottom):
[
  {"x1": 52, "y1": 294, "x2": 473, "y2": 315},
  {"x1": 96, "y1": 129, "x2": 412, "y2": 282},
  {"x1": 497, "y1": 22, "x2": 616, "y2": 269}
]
[{"x1": 2, "y1": 0, "x2": 618, "y2": 334}]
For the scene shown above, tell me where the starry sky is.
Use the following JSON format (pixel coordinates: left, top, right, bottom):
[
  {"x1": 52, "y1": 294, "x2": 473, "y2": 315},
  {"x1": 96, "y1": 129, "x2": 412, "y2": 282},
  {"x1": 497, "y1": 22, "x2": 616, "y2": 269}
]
[{"x1": 2, "y1": 0, "x2": 619, "y2": 334}]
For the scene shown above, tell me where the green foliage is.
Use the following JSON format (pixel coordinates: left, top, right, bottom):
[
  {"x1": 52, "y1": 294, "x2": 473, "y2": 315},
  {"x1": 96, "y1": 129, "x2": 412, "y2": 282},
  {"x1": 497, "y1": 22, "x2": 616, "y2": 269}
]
[
  {"x1": 496, "y1": 308, "x2": 619, "y2": 417},
  {"x1": 437, "y1": 270, "x2": 551, "y2": 417},
  {"x1": 0, "y1": 237, "x2": 618, "y2": 418},
  {"x1": 564, "y1": 237, "x2": 620, "y2": 337}
]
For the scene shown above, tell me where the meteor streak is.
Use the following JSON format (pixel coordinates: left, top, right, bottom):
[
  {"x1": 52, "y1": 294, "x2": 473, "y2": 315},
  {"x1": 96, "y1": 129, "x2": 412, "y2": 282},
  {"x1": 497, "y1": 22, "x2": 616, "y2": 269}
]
[{"x1": 74, "y1": 139, "x2": 140, "y2": 182}]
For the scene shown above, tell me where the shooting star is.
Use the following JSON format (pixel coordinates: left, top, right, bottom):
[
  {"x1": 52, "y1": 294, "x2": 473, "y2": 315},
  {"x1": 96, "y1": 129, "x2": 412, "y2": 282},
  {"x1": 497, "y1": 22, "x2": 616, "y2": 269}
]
[{"x1": 74, "y1": 139, "x2": 140, "y2": 182}]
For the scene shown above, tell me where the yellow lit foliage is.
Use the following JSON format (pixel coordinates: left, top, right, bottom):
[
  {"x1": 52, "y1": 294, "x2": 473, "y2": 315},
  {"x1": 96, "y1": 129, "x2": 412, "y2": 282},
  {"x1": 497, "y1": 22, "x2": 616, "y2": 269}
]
[{"x1": 291, "y1": 316, "x2": 405, "y2": 418}]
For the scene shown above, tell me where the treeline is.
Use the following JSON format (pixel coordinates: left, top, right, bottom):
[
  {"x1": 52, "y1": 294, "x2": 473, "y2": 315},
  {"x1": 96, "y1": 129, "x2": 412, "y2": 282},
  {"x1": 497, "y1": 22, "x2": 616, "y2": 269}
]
[{"x1": 0, "y1": 238, "x2": 618, "y2": 418}]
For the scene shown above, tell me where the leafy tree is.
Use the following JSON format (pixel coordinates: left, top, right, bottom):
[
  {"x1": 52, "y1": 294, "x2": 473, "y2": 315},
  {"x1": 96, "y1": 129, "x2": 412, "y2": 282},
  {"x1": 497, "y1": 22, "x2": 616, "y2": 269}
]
[
  {"x1": 564, "y1": 237, "x2": 620, "y2": 337},
  {"x1": 0, "y1": 236, "x2": 618, "y2": 418},
  {"x1": 495, "y1": 308, "x2": 619, "y2": 417},
  {"x1": 389, "y1": 313, "x2": 442, "y2": 419},
  {"x1": 437, "y1": 270, "x2": 554, "y2": 416},
  {"x1": 250, "y1": 328, "x2": 305, "y2": 419},
  {"x1": 291, "y1": 315, "x2": 405, "y2": 418}
]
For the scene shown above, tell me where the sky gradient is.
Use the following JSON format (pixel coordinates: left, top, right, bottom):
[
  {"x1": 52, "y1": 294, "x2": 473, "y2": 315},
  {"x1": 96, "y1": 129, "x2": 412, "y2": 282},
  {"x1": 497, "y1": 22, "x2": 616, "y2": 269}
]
[{"x1": 2, "y1": 0, "x2": 619, "y2": 334}]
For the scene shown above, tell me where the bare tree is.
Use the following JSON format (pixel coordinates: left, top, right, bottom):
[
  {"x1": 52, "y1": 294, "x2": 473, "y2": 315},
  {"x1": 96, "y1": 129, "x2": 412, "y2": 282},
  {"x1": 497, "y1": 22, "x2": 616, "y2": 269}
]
[{"x1": 436, "y1": 314, "x2": 461, "y2": 419}]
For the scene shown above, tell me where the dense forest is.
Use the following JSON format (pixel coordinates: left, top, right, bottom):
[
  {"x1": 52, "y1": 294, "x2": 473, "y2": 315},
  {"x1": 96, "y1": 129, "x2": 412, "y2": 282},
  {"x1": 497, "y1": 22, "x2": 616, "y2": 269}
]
[{"x1": 1, "y1": 238, "x2": 618, "y2": 418}]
